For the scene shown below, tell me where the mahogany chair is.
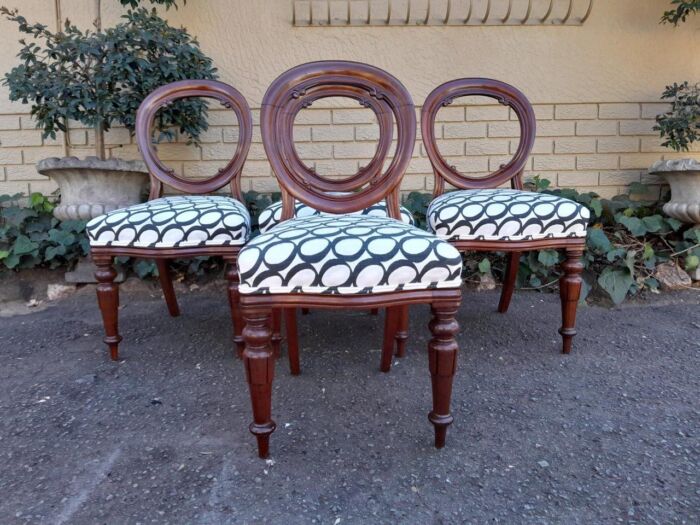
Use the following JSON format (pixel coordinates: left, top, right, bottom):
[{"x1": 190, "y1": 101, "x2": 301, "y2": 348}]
[
  {"x1": 87, "y1": 80, "x2": 253, "y2": 360},
  {"x1": 387, "y1": 78, "x2": 588, "y2": 358},
  {"x1": 237, "y1": 61, "x2": 463, "y2": 458}
]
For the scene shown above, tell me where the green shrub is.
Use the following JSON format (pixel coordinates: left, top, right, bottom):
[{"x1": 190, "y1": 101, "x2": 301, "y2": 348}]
[{"x1": 402, "y1": 179, "x2": 700, "y2": 305}]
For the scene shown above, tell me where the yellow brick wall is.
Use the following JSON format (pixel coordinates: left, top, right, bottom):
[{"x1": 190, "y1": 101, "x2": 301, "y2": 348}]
[{"x1": 2, "y1": 101, "x2": 700, "y2": 199}]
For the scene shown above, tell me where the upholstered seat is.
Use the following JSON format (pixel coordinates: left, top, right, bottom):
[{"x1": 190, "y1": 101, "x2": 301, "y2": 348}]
[
  {"x1": 238, "y1": 214, "x2": 462, "y2": 295},
  {"x1": 427, "y1": 189, "x2": 590, "y2": 242},
  {"x1": 257, "y1": 200, "x2": 415, "y2": 234},
  {"x1": 87, "y1": 195, "x2": 251, "y2": 249}
]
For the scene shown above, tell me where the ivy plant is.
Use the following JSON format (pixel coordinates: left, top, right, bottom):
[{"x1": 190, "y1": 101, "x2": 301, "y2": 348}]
[
  {"x1": 401, "y1": 179, "x2": 700, "y2": 306},
  {"x1": 119, "y1": 0, "x2": 184, "y2": 8},
  {"x1": 1, "y1": 3, "x2": 216, "y2": 159}
]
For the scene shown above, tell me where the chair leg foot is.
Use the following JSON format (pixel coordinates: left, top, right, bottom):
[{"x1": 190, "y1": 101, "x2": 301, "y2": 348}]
[
  {"x1": 380, "y1": 307, "x2": 398, "y2": 372},
  {"x1": 94, "y1": 254, "x2": 122, "y2": 361},
  {"x1": 156, "y1": 259, "x2": 180, "y2": 317},
  {"x1": 242, "y1": 305, "x2": 276, "y2": 458},
  {"x1": 224, "y1": 257, "x2": 245, "y2": 358},
  {"x1": 428, "y1": 301, "x2": 460, "y2": 448},
  {"x1": 559, "y1": 248, "x2": 584, "y2": 354},
  {"x1": 284, "y1": 308, "x2": 300, "y2": 375},
  {"x1": 497, "y1": 251, "x2": 520, "y2": 314},
  {"x1": 394, "y1": 305, "x2": 409, "y2": 357}
]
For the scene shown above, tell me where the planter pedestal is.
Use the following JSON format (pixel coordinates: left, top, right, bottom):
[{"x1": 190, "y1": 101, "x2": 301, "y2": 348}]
[
  {"x1": 37, "y1": 156, "x2": 149, "y2": 283},
  {"x1": 649, "y1": 159, "x2": 700, "y2": 226}
]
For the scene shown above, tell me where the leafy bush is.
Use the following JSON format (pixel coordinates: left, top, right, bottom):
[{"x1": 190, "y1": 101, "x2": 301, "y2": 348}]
[
  {"x1": 654, "y1": 82, "x2": 700, "y2": 152},
  {"x1": 661, "y1": 0, "x2": 700, "y2": 25},
  {"x1": 0, "y1": 193, "x2": 89, "y2": 270},
  {"x1": 402, "y1": 180, "x2": 700, "y2": 305},
  {"x1": 1, "y1": 3, "x2": 216, "y2": 158}
]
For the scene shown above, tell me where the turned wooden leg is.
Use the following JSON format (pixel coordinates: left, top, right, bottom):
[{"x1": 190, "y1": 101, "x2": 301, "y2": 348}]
[
  {"x1": 156, "y1": 259, "x2": 180, "y2": 317},
  {"x1": 93, "y1": 254, "x2": 122, "y2": 361},
  {"x1": 224, "y1": 257, "x2": 245, "y2": 358},
  {"x1": 380, "y1": 307, "x2": 398, "y2": 372},
  {"x1": 428, "y1": 301, "x2": 460, "y2": 448},
  {"x1": 284, "y1": 308, "x2": 300, "y2": 376},
  {"x1": 559, "y1": 248, "x2": 584, "y2": 354},
  {"x1": 271, "y1": 309, "x2": 282, "y2": 358},
  {"x1": 497, "y1": 251, "x2": 521, "y2": 314},
  {"x1": 394, "y1": 305, "x2": 409, "y2": 357},
  {"x1": 242, "y1": 305, "x2": 276, "y2": 458}
]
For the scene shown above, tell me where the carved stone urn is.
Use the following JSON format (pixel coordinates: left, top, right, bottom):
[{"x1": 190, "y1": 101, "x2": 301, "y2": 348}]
[
  {"x1": 649, "y1": 159, "x2": 700, "y2": 226},
  {"x1": 36, "y1": 156, "x2": 149, "y2": 221}
]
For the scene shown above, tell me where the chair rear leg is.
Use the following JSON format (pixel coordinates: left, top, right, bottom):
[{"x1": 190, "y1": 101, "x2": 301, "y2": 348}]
[
  {"x1": 93, "y1": 254, "x2": 122, "y2": 361},
  {"x1": 242, "y1": 305, "x2": 276, "y2": 458},
  {"x1": 224, "y1": 257, "x2": 245, "y2": 358},
  {"x1": 380, "y1": 307, "x2": 398, "y2": 372},
  {"x1": 271, "y1": 309, "x2": 282, "y2": 358},
  {"x1": 284, "y1": 308, "x2": 300, "y2": 375},
  {"x1": 428, "y1": 301, "x2": 460, "y2": 448},
  {"x1": 559, "y1": 248, "x2": 584, "y2": 354},
  {"x1": 497, "y1": 251, "x2": 521, "y2": 313},
  {"x1": 156, "y1": 259, "x2": 180, "y2": 317},
  {"x1": 394, "y1": 305, "x2": 409, "y2": 357}
]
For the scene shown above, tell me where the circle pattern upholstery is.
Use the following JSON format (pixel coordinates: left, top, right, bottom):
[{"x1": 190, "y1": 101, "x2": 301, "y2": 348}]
[
  {"x1": 87, "y1": 195, "x2": 250, "y2": 249},
  {"x1": 238, "y1": 214, "x2": 463, "y2": 295},
  {"x1": 427, "y1": 189, "x2": 590, "y2": 242},
  {"x1": 258, "y1": 200, "x2": 415, "y2": 234}
]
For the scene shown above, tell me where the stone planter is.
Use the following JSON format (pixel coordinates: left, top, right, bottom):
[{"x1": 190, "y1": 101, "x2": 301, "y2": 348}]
[
  {"x1": 649, "y1": 159, "x2": 700, "y2": 226},
  {"x1": 36, "y1": 156, "x2": 149, "y2": 221}
]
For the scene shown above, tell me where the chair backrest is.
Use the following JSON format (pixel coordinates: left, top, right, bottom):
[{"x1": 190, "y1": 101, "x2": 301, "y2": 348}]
[
  {"x1": 421, "y1": 78, "x2": 536, "y2": 196},
  {"x1": 261, "y1": 61, "x2": 416, "y2": 220},
  {"x1": 136, "y1": 79, "x2": 253, "y2": 201}
]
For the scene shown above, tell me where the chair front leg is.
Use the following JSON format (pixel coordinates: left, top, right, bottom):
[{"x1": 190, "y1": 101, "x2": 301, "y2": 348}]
[
  {"x1": 559, "y1": 248, "x2": 584, "y2": 354},
  {"x1": 242, "y1": 305, "x2": 277, "y2": 458},
  {"x1": 224, "y1": 257, "x2": 245, "y2": 358},
  {"x1": 497, "y1": 251, "x2": 521, "y2": 314},
  {"x1": 93, "y1": 254, "x2": 122, "y2": 361},
  {"x1": 428, "y1": 301, "x2": 460, "y2": 448},
  {"x1": 156, "y1": 259, "x2": 180, "y2": 317}
]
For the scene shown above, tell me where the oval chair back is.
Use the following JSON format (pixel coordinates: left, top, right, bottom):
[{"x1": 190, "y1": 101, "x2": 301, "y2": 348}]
[
  {"x1": 260, "y1": 60, "x2": 416, "y2": 221},
  {"x1": 136, "y1": 79, "x2": 253, "y2": 201},
  {"x1": 421, "y1": 78, "x2": 536, "y2": 196}
]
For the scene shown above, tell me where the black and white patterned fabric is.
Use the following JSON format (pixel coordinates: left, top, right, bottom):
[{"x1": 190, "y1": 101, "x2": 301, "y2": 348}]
[
  {"x1": 87, "y1": 195, "x2": 250, "y2": 249},
  {"x1": 427, "y1": 189, "x2": 589, "y2": 242},
  {"x1": 258, "y1": 200, "x2": 414, "y2": 234},
  {"x1": 238, "y1": 214, "x2": 463, "y2": 295}
]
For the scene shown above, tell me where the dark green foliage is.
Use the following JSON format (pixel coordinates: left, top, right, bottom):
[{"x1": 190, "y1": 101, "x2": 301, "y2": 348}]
[
  {"x1": 119, "y1": 0, "x2": 183, "y2": 9},
  {"x1": 1, "y1": 6, "x2": 216, "y2": 143},
  {"x1": 654, "y1": 82, "x2": 700, "y2": 152},
  {"x1": 661, "y1": 0, "x2": 700, "y2": 25},
  {"x1": 0, "y1": 193, "x2": 89, "y2": 270},
  {"x1": 401, "y1": 179, "x2": 700, "y2": 305}
]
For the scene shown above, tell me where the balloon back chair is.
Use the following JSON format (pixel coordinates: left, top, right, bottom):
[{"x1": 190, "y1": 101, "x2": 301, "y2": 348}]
[
  {"x1": 415, "y1": 78, "x2": 588, "y2": 355},
  {"x1": 87, "y1": 80, "x2": 253, "y2": 360},
  {"x1": 237, "y1": 61, "x2": 464, "y2": 458}
]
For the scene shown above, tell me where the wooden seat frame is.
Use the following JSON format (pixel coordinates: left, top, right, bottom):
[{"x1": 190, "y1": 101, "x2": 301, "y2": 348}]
[
  {"x1": 386, "y1": 78, "x2": 584, "y2": 362},
  {"x1": 91, "y1": 80, "x2": 253, "y2": 361},
  {"x1": 242, "y1": 61, "x2": 462, "y2": 458}
]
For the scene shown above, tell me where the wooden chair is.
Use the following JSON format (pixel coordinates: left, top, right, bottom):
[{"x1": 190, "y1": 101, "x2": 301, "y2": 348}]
[
  {"x1": 386, "y1": 78, "x2": 588, "y2": 360},
  {"x1": 87, "y1": 80, "x2": 253, "y2": 360},
  {"x1": 237, "y1": 61, "x2": 463, "y2": 458}
]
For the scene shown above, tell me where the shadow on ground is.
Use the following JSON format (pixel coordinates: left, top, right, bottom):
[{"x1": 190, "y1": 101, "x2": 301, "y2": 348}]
[{"x1": 0, "y1": 285, "x2": 698, "y2": 524}]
